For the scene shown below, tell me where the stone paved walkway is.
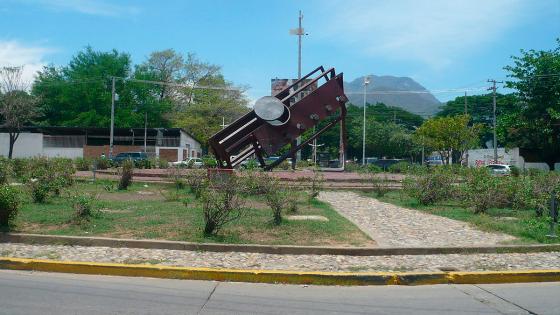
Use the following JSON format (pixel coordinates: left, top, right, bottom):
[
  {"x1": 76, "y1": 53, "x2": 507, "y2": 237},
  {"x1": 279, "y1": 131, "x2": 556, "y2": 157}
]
[
  {"x1": 318, "y1": 191, "x2": 517, "y2": 247},
  {"x1": 1, "y1": 243, "x2": 558, "y2": 272}
]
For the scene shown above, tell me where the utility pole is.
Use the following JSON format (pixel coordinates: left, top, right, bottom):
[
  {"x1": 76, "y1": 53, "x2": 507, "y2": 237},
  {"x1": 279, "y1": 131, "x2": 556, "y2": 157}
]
[
  {"x1": 488, "y1": 79, "x2": 503, "y2": 163},
  {"x1": 109, "y1": 77, "x2": 116, "y2": 158},
  {"x1": 464, "y1": 91, "x2": 469, "y2": 166},
  {"x1": 144, "y1": 111, "x2": 147, "y2": 153},
  {"x1": 362, "y1": 76, "x2": 370, "y2": 165},
  {"x1": 221, "y1": 117, "x2": 228, "y2": 129},
  {"x1": 290, "y1": 10, "x2": 307, "y2": 169}
]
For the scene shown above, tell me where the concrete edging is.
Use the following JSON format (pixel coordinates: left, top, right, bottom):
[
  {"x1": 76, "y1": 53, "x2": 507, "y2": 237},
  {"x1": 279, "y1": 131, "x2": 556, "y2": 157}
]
[
  {"x1": 1, "y1": 257, "x2": 559, "y2": 286},
  {"x1": 1, "y1": 233, "x2": 560, "y2": 256}
]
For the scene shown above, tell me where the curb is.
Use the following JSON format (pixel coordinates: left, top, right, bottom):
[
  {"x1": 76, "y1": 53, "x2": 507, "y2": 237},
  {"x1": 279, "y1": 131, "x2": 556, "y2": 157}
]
[
  {"x1": 1, "y1": 257, "x2": 559, "y2": 286},
  {"x1": 2, "y1": 233, "x2": 560, "y2": 256}
]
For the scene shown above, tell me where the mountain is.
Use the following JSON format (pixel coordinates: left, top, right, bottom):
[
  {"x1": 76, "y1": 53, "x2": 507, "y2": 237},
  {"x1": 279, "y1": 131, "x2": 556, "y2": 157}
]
[{"x1": 344, "y1": 75, "x2": 441, "y2": 117}]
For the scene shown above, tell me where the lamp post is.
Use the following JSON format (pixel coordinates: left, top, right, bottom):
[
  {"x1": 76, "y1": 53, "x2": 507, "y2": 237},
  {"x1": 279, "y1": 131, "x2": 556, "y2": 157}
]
[{"x1": 362, "y1": 76, "x2": 370, "y2": 165}]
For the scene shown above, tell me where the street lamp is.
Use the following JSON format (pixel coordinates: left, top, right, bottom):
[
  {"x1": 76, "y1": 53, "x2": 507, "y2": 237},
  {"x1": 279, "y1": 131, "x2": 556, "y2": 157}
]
[{"x1": 362, "y1": 76, "x2": 370, "y2": 165}]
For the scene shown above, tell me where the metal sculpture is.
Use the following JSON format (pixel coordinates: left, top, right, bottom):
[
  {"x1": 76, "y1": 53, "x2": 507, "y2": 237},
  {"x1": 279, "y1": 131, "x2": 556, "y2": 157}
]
[{"x1": 209, "y1": 66, "x2": 348, "y2": 170}]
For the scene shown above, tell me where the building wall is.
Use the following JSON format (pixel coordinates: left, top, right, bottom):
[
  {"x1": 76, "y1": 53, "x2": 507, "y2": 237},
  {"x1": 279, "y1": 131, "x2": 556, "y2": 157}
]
[
  {"x1": 157, "y1": 148, "x2": 178, "y2": 162},
  {"x1": 467, "y1": 147, "x2": 558, "y2": 170},
  {"x1": 83, "y1": 145, "x2": 142, "y2": 158},
  {"x1": 43, "y1": 147, "x2": 83, "y2": 159},
  {"x1": 0, "y1": 133, "x2": 43, "y2": 158},
  {"x1": 180, "y1": 131, "x2": 202, "y2": 157}
]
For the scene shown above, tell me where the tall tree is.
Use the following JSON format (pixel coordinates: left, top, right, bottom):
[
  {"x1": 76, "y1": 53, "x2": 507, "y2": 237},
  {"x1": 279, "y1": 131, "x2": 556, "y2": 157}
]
[
  {"x1": 0, "y1": 67, "x2": 38, "y2": 158},
  {"x1": 415, "y1": 115, "x2": 482, "y2": 164},
  {"x1": 32, "y1": 46, "x2": 134, "y2": 127},
  {"x1": 438, "y1": 93, "x2": 518, "y2": 146},
  {"x1": 499, "y1": 39, "x2": 560, "y2": 170}
]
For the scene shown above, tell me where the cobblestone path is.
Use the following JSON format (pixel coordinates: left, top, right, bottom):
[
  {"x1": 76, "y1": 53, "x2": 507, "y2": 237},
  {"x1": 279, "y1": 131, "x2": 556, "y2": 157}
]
[
  {"x1": 318, "y1": 191, "x2": 517, "y2": 247},
  {"x1": 1, "y1": 243, "x2": 558, "y2": 272}
]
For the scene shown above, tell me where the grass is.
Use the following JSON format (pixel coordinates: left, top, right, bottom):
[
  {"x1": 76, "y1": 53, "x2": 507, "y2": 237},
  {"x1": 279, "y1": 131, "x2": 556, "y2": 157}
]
[
  {"x1": 363, "y1": 190, "x2": 559, "y2": 244},
  {"x1": 11, "y1": 180, "x2": 373, "y2": 247}
]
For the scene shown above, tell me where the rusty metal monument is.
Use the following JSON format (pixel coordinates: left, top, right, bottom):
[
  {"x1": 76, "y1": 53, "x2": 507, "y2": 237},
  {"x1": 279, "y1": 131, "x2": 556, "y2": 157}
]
[{"x1": 209, "y1": 66, "x2": 348, "y2": 170}]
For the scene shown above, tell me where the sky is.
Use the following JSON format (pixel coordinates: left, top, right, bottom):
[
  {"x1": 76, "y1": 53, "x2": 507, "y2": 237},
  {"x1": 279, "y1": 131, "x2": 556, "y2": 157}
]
[{"x1": 0, "y1": 0, "x2": 559, "y2": 106}]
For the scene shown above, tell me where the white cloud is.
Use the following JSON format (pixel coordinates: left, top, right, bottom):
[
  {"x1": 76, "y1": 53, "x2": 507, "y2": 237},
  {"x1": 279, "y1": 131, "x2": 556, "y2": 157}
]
[
  {"x1": 0, "y1": 41, "x2": 52, "y2": 86},
  {"x1": 319, "y1": 0, "x2": 530, "y2": 69},
  {"x1": 28, "y1": 0, "x2": 139, "y2": 17}
]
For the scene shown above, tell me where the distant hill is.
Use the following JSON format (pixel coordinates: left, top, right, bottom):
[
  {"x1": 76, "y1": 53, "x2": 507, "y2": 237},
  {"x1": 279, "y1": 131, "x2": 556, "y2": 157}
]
[{"x1": 344, "y1": 75, "x2": 441, "y2": 117}]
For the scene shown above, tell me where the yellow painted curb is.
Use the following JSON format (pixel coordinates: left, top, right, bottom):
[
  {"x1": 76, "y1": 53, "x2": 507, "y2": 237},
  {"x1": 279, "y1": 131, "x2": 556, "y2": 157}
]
[{"x1": 0, "y1": 257, "x2": 559, "y2": 286}]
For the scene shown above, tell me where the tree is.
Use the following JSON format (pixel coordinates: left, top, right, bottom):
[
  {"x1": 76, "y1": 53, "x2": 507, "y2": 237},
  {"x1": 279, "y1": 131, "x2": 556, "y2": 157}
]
[
  {"x1": 32, "y1": 46, "x2": 134, "y2": 127},
  {"x1": 438, "y1": 93, "x2": 518, "y2": 146},
  {"x1": 499, "y1": 39, "x2": 560, "y2": 170},
  {"x1": 0, "y1": 67, "x2": 38, "y2": 158},
  {"x1": 415, "y1": 115, "x2": 482, "y2": 164}
]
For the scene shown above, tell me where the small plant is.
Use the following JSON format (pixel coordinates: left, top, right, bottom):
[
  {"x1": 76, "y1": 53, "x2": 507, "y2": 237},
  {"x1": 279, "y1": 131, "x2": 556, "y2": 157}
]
[
  {"x1": 103, "y1": 182, "x2": 114, "y2": 191},
  {"x1": 309, "y1": 168, "x2": 324, "y2": 200},
  {"x1": 371, "y1": 173, "x2": 391, "y2": 197},
  {"x1": 118, "y1": 159, "x2": 134, "y2": 190},
  {"x1": 0, "y1": 185, "x2": 20, "y2": 228},
  {"x1": 95, "y1": 157, "x2": 111, "y2": 170},
  {"x1": 201, "y1": 175, "x2": 245, "y2": 235},
  {"x1": 463, "y1": 168, "x2": 501, "y2": 214},
  {"x1": 72, "y1": 193, "x2": 97, "y2": 222},
  {"x1": 264, "y1": 177, "x2": 286, "y2": 225},
  {"x1": 286, "y1": 188, "x2": 299, "y2": 213}
]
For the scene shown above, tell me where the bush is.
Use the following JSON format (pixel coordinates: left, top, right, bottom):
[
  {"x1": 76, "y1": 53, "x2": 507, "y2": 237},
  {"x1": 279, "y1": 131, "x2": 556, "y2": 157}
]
[
  {"x1": 118, "y1": 159, "x2": 134, "y2": 190},
  {"x1": 263, "y1": 177, "x2": 286, "y2": 225},
  {"x1": 0, "y1": 185, "x2": 20, "y2": 228},
  {"x1": 463, "y1": 168, "x2": 502, "y2": 214},
  {"x1": 29, "y1": 179, "x2": 50, "y2": 203},
  {"x1": 185, "y1": 169, "x2": 207, "y2": 198},
  {"x1": 403, "y1": 167, "x2": 455, "y2": 205},
  {"x1": 0, "y1": 157, "x2": 14, "y2": 184},
  {"x1": 239, "y1": 170, "x2": 274, "y2": 195},
  {"x1": 10, "y1": 158, "x2": 29, "y2": 179},
  {"x1": 156, "y1": 158, "x2": 169, "y2": 169},
  {"x1": 308, "y1": 168, "x2": 324, "y2": 200},
  {"x1": 95, "y1": 157, "x2": 111, "y2": 170},
  {"x1": 74, "y1": 157, "x2": 93, "y2": 171},
  {"x1": 201, "y1": 155, "x2": 217, "y2": 168},
  {"x1": 72, "y1": 193, "x2": 97, "y2": 222},
  {"x1": 367, "y1": 164, "x2": 383, "y2": 173},
  {"x1": 388, "y1": 161, "x2": 410, "y2": 173},
  {"x1": 371, "y1": 174, "x2": 391, "y2": 197},
  {"x1": 201, "y1": 174, "x2": 246, "y2": 235}
]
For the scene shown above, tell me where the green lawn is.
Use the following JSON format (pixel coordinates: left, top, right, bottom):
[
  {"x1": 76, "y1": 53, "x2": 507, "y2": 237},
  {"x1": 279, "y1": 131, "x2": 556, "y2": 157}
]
[
  {"x1": 364, "y1": 190, "x2": 559, "y2": 244},
  {"x1": 12, "y1": 180, "x2": 374, "y2": 247}
]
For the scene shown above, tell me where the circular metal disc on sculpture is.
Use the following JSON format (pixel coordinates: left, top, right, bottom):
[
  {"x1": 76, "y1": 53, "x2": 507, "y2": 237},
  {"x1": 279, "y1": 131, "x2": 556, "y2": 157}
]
[{"x1": 254, "y1": 96, "x2": 285, "y2": 121}]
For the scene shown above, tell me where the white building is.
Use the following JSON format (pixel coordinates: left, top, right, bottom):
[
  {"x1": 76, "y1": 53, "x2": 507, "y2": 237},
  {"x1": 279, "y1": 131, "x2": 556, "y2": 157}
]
[
  {"x1": 0, "y1": 127, "x2": 202, "y2": 161},
  {"x1": 467, "y1": 147, "x2": 559, "y2": 170}
]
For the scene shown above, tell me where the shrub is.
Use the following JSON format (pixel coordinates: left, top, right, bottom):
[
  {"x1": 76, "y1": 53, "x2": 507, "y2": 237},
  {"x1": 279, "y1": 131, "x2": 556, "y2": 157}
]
[
  {"x1": 367, "y1": 164, "x2": 383, "y2": 173},
  {"x1": 388, "y1": 161, "x2": 410, "y2": 173},
  {"x1": 463, "y1": 168, "x2": 502, "y2": 214},
  {"x1": 72, "y1": 193, "x2": 97, "y2": 222},
  {"x1": 11, "y1": 158, "x2": 29, "y2": 179},
  {"x1": 74, "y1": 157, "x2": 93, "y2": 171},
  {"x1": 95, "y1": 157, "x2": 111, "y2": 170},
  {"x1": 286, "y1": 188, "x2": 299, "y2": 213},
  {"x1": 0, "y1": 157, "x2": 14, "y2": 184},
  {"x1": 156, "y1": 158, "x2": 169, "y2": 169},
  {"x1": 371, "y1": 173, "x2": 391, "y2": 197},
  {"x1": 308, "y1": 168, "x2": 324, "y2": 200},
  {"x1": 403, "y1": 167, "x2": 455, "y2": 205},
  {"x1": 262, "y1": 177, "x2": 286, "y2": 225},
  {"x1": 29, "y1": 179, "x2": 50, "y2": 203},
  {"x1": 185, "y1": 169, "x2": 207, "y2": 198},
  {"x1": 201, "y1": 155, "x2": 217, "y2": 168},
  {"x1": 201, "y1": 175, "x2": 246, "y2": 235},
  {"x1": 239, "y1": 170, "x2": 274, "y2": 195},
  {"x1": 0, "y1": 185, "x2": 20, "y2": 228},
  {"x1": 118, "y1": 159, "x2": 134, "y2": 190}
]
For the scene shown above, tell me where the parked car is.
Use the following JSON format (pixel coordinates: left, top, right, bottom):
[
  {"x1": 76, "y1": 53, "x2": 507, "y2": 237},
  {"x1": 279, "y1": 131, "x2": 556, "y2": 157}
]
[
  {"x1": 111, "y1": 152, "x2": 148, "y2": 165},
  {"x1": 172, "y1": 158, "x2": 203, "y2": 168},
  {"x1": 486, "y1": 164, "x2": 512, "y2": 175}
]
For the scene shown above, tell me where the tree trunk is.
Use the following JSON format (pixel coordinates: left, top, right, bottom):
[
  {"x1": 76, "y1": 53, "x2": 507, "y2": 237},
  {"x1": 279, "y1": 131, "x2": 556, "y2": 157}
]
[
  {"x1": 8, "y1": 132, "x2": 19, "y2": 159},
  {"x1": 545, "y1": 159, "x2": 556, "y2": 171}
]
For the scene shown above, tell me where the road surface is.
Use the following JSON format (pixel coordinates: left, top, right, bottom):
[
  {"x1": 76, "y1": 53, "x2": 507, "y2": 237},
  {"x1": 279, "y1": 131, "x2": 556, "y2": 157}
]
[{"x1": 0, "y1": 270, "x2": 558, "y2": 314}]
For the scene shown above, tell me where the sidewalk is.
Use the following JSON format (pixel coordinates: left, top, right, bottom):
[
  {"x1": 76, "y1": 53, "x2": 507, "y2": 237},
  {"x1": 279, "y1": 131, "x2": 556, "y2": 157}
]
[{"x1": 2, "y1": 242, "x2": 559, "y2": 273}]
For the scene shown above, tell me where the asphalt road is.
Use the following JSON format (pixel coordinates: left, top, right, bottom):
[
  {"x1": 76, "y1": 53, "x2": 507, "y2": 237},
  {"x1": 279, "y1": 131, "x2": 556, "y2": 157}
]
[{"x1": 0, "y1": 270, "x2": 558, "y2": 315}]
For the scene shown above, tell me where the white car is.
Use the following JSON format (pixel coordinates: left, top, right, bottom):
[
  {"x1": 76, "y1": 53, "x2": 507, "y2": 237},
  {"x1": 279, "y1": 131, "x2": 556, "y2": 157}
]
[
  {"x1": 171, "y1": 158, "x2": 203, "y2": 168},
  {"x1": 486, "y1": 164, "x2": 512, "y2": 175}
]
